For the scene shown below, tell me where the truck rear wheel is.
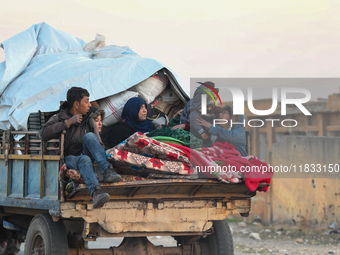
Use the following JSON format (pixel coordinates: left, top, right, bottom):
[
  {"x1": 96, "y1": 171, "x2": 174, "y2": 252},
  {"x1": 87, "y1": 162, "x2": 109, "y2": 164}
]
[
  {"x1": 0, "y1": 239, "x2": 21, "y2": 255},
  {"x1": 24, "y1": 214, "x2": 68, "y2": 255},
  {"x1": 200, "y1": 220, "x2": 234, "y2": 255}
]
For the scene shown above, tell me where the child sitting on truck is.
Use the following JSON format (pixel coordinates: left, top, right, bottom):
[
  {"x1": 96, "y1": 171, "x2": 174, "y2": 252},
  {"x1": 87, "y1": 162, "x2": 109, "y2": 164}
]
[
  {"x1": 40, "y1": 87, "x2": 121, "y2": 208},
  {"x1": 196, "y1": 104, "x2": 248, "y2": 156},
  {"x1": 91, "y1": 107, "x2": 105, "y2": 133}
]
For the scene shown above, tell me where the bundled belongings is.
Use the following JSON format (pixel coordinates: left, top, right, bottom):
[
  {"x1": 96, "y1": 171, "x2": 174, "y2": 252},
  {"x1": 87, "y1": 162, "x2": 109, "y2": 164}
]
[
  {"x1": 129, "y1": 74, "x2": 168, "y2": 104},
  {"x1": 146, "y1": 108, "x2": 169, "y2": 129},
  {"x1": 147, "y1": 123, "x2": 203, "y2": 149},
  {"x1": 97, "y1": 74, "x2": 181, "y2": 128},
  {"x1": 106, "y1": 132, "x2": 195, "y2": 178},
  {"x1": 0, "y1": 22, "x2": 188, "y2": 132},
  {"x1": 102, "y1": 131, "x2": 272, "y2": 192},
  {"x1": 83, "y1": 33, "x2": 106, "y2": 52},
  {"x1": 151, "y1": 89, "x2": 185, "y2": 120},
  {"x1": 145, "y1": 89, "x2": 184, "y2": 129},
  {"x1": 189, "y1": 141, "x2": 273, "y2": 192},
  {"x1": 98, "y1": 91, "x2": 139, "y2": 126}
]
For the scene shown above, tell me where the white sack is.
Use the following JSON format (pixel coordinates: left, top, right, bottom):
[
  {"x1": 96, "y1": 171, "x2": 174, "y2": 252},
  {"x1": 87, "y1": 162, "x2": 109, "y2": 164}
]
[
  {"x1": 132, "y1": 75, "x2": 168, "y2": 104},
  {"x1": 98, "y1": 91, "x2": 139, "y2": 126}
]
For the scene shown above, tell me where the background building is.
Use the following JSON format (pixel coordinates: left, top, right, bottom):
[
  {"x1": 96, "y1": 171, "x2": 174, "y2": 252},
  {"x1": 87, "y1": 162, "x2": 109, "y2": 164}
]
[{"x1": 243, "y1": 87, "x2": 340, "y2": 228}]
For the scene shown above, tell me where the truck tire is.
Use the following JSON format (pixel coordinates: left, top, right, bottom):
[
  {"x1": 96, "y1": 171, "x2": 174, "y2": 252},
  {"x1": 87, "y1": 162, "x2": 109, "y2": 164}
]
[
  {"x1": 0, "y1": 239, "x2": 21, "y2": 255},
  {"x1": 212, "y1": 220, "x2": 234, "y2": 255},
  {"x1": 24, "y1": 214, "x2": 68, "y2": 255},
  {"x1": 200, "y1": 220, "x2": 234, "y2": 255}
]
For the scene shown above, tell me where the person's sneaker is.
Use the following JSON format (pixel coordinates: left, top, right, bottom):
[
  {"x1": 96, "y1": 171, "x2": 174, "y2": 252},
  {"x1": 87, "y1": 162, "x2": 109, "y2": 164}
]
[
  {"x1": 92, "y1": 185, "x2": 110, "y2": 209},
  {"x1": 103, "y1": 166, "x2": 122, "y2": 183}
]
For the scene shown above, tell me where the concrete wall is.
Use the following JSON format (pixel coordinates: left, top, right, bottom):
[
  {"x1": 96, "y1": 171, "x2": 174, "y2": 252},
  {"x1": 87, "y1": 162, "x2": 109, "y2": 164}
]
[{"x1": 247, "y1": 136, "x2": 340, "y2": 229}]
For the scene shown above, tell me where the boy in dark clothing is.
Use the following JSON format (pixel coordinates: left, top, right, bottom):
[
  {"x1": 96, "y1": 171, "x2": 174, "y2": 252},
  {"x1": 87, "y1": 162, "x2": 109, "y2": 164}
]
[{"x1": 40, "y1": 87, "x2": 121, "y2": 208}]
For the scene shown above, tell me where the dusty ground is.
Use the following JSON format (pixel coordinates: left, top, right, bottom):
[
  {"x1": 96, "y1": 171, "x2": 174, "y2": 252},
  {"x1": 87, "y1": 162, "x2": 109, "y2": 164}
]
[
  {"x1": 229, "y1": 221, "x2": 340, "y2": 255},
  {"x1": 18, "y1": 221, "x2": 340, "y2": 254}
]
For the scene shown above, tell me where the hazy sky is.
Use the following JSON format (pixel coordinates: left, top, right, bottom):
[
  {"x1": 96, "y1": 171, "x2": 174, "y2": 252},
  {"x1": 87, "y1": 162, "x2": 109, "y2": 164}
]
[{"x1": 1, "y1": 0, "x2": 340, "y2": 91}]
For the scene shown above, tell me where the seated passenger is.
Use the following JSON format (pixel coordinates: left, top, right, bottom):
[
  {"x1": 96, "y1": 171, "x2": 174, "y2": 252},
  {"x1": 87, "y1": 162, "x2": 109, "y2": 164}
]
[
  {"x1": 92, "y1": 108, "x2": 105, "y2": 133},
  {"x1": 196, "y1": 105, "x2": 248, "y2": 156},
  {"x1": 171, "y1": 103, "x2": 215, "y2": 131},
  {"x1": 40, "y1": 87, "x2": 121, "y2": 208},
  {"x1": 101, "y1": 97, "x2": 153, "y2": 149},
  {"x1": 176, "y1": 81, "x2": 219, "y2": 143}
]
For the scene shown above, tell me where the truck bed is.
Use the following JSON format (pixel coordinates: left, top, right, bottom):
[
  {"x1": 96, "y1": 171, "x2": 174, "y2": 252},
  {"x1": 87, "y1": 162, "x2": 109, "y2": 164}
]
[
  {"x1": 67, "y1": 178, "x2": 260, "y2": 202},
  {"x1": 0, "y1": 130, "x2": 267, "y2": 238},
  {"x1": 60, "y1": 179, "x2": 264, "y2": 236},
  {"x1": 0, "y1": 130, "x2": 262, "y2": 209}
]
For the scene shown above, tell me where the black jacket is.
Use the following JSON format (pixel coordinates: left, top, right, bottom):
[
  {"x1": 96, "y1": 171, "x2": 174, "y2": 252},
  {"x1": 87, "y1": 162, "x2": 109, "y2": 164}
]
[
  {"x1": 40, "y1": 101, "x2": 103, "y2": 156},
  {"x1": 101, "y1": 121, "x2": 136, "y2": 150}
]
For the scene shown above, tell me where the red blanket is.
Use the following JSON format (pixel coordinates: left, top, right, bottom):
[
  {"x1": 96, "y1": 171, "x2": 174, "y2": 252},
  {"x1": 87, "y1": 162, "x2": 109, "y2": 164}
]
[{"x1": 169, "y1": 142, "x2": 273, "y2": 192}]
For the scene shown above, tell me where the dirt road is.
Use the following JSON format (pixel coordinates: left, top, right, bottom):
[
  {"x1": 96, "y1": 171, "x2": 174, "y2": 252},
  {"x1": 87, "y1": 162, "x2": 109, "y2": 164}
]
[
  {"x1": 230, "y1": 221, "x2": 340, "y2": 255},
  {"x1": 18, "y1": 221, "x2": 340, "y2": 254}
]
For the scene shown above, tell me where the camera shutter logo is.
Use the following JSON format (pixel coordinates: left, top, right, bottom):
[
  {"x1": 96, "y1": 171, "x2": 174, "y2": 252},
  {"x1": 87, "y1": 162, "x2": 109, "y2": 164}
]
[{"x1": 198, "y1": 82, "x2": 223, "y2": 115}]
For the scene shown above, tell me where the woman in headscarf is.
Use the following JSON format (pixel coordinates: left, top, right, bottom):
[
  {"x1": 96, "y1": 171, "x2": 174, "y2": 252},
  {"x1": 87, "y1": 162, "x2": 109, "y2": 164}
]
[{"x1": 101, "y1": 97, "x2": 153, "y2": 149}]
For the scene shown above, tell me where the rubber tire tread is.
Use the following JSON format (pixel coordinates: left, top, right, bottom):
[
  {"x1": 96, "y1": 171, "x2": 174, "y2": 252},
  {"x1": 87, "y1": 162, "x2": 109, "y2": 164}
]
[
  {"x1": 206, "y1": 233, "x2": 218, "y2": 255},
  {"x1": 0, "y1": 239, "x2": 20, "y2": 255},
  {"x1": 24, "y1": 214, "x2": 68, "y2": 255},
  {"x1": 212, "y1": 220, "x2": 234, "y2": 255}
]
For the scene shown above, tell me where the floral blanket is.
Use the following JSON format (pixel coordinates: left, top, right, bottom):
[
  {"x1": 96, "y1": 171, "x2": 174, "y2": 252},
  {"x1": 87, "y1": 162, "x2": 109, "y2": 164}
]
[
  {"x1": 61, "y1": 163, "x2": 147, "y2": 184},
  {"x1": 188, "y1": 141, "x2": 273, "y2": 192},
  {"x1": 61, "y1": 133, "x2": 271, "y2": 192},
  {"x1": 106, "y1": 132, "x2": 194, "y2": 176}
]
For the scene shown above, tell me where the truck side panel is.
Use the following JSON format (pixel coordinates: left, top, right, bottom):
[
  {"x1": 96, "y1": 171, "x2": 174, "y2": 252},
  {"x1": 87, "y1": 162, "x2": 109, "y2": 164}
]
[
  {"x1": 0, "y1": 154, "x2": 60, "y2": 212},
  {"x1": 0, "y1": 159, "x2": 7, "y2": 195}
]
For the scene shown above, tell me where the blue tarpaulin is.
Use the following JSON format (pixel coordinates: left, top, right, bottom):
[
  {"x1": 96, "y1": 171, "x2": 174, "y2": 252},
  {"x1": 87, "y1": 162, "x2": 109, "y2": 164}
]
[{"x1": 0, "y1": 22, "x2": 187, "y2": 131}]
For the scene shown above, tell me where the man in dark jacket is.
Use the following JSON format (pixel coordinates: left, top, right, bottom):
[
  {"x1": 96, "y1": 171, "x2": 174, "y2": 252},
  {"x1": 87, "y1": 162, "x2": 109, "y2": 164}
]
[
  {"x1": 180, "y1": 81, "x2": 219, "y2": 143},
  {"x1": 40, "y1": 87, "x2": 121, "y2": 208}
]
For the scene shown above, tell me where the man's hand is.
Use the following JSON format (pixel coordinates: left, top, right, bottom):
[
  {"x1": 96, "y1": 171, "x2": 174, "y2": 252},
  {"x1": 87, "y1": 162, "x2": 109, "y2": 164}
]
[
  {"x1": 171, "y1": 124, "x2": 186, "y2": 130},
  {"x1": 196, "y1": 117, "x2": 212, "y2": 129},
  {"x1": 65, "y1": 114, "x2": 82, "y2": 128},
  {"x1": 201, "y1": 132, "x2": 209, "y2": 140},
  {"x1": 173, "y1": 109, "x2": 184, "y2": 118}
]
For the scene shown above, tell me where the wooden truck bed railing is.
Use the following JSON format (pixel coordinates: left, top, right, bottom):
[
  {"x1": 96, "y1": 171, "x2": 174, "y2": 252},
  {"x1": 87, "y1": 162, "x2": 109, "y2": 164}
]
[{"x1": 0, "y1": 130, "x2": 62, "y2": 215}]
